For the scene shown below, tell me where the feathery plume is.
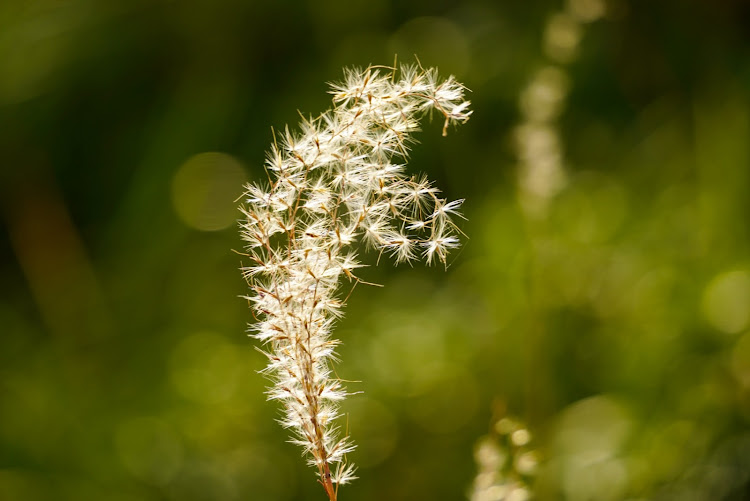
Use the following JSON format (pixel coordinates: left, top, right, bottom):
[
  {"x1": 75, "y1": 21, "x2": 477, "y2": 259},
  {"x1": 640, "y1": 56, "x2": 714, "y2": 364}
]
[{"x1": 238, "y1": 64, "x2": 471, "y2": 500}]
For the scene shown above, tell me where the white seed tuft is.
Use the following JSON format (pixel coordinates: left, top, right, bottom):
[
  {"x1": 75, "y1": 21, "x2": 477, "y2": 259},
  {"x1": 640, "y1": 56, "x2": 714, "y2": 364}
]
[{"x1": 238, "y1": 64, "x2": 471, "y2": 499}]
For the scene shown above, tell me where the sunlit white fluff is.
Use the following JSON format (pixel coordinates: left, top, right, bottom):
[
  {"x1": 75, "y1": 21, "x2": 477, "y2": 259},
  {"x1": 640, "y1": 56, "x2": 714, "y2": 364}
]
[{"x1": 238, "y1": 64, "x2": 471, "y2": 500}]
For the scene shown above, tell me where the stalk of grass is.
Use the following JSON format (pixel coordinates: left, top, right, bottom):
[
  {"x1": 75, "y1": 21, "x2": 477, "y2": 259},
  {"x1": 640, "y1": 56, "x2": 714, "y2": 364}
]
[{"x1": 238, "y1": 63, "x2": 471, "y2": 500}]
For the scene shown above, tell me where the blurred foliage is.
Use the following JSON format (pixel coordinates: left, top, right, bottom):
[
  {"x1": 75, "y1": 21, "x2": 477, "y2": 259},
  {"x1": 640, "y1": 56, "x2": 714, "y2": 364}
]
[{"x1": 2, "y1": 0, "x2": 750, "y2": 500}]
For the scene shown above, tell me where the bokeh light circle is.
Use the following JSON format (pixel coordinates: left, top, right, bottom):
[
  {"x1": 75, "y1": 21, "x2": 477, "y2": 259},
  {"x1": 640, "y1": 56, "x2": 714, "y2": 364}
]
[
  {"x1": 702, "y1": 269, "x2": 750, "y2": 334},
  {"x1": 171, "y1": 152, "x2": 247, "y2": 231}
]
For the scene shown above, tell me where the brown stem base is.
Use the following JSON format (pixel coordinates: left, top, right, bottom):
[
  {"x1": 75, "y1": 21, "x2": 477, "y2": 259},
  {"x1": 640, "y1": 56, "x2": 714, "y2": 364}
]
[{"x1": 319, "y1": 463, "x2": 336, "y2": 501}]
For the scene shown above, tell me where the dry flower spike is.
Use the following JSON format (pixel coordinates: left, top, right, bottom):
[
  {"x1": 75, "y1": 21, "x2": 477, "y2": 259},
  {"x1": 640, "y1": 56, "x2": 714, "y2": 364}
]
[{"x1": 238, "y1": 64, "x2": 471, "y2": 500}]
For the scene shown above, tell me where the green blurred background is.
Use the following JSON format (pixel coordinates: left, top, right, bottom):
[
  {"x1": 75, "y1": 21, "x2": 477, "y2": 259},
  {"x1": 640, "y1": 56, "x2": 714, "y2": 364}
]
[{"x1": 2, "y1": 0, "x2": 750, "y2": 500}]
